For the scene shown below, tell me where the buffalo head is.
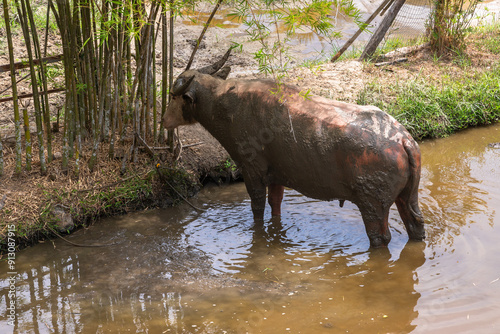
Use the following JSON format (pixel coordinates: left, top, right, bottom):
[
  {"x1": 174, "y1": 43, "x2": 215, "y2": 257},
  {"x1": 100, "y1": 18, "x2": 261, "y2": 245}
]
[{"x1": 163, "y1": 49, "x2": 232, "y2": 130}]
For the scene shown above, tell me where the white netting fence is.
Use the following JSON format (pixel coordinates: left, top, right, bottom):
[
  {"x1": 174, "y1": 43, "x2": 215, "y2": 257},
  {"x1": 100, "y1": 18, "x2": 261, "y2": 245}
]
[
  {"x1": 388, "y1": 0, "x2": 434, "y2": 40},
  {"x1": 329, "y1": 0, "x2": 435, "y2": 59}
]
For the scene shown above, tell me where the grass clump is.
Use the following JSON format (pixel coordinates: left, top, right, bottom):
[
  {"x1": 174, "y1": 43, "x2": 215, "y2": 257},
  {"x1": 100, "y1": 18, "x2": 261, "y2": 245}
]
[
  {"x1": 0, "y1": 172, "x2": 156, "y2": 253},
  {"x1": 473, "y1": 19, "x2": 500, "y2": 54},
  {"x1": 358, "y1": 65, "x2": 500, "y2": 139}
]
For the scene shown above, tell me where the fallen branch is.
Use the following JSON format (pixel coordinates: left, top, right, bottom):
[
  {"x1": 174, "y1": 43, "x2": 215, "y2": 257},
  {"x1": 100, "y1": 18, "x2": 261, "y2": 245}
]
[
  {"x1": 374, "y1": 58, "x2": 408, "y2": 67},
  {"x1": 0, "y1": 88, "x2": 65, "y2": 103},
  {"x1": 151, "y1": 141, "x2": 204, "y2": 150},
  {"x1": 0, "y1": 54, "x2": 63, "y2": 73}
]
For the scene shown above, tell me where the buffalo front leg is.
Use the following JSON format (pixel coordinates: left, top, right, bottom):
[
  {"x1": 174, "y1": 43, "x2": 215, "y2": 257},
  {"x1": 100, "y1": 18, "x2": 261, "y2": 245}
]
[
  {"x1": 358, "y1": 202, "x2": 392, "y2": 248},
  {"x1": 242, "y1": 172, "x2": 267, "y2": 221},
  {"x1": 268, "y1": 184, "x2": 285, "y2": 216}
]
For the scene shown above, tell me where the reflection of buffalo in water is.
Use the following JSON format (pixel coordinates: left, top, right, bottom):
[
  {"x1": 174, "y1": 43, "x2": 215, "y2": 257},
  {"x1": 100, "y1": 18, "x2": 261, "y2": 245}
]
[{"x1": 234, "y1": 217, "x2": 427, "y2": 333}]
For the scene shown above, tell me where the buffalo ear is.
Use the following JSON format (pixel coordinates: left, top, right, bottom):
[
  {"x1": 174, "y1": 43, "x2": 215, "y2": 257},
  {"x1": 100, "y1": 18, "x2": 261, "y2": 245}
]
[
  {"x1": 183, "y1": 90, "x2": 195, "y2": 105},
  {"x1": 214, "y1": 66, "x2": 231, "y2": 80}
]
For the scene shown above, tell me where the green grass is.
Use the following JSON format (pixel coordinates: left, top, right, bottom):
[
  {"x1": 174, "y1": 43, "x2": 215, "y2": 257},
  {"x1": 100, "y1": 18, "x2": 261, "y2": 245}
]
[
  {"x1": 377, "y1": 36, "x2": 427, "y2": 56},
  {"x1": 473, "y1": 18, "x2": 500, "y2": 54},
  {"x1": 358, "y1": 65, "x2": 500, "y2": 139},
  {"x1": 0, "y1": 1, "x2": 58, "y2": 35}
]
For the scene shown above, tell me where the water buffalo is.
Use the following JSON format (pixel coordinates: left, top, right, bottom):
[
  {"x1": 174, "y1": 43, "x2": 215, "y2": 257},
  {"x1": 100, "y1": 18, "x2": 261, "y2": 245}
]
[{"x1": 163, "y1": 51, "x2": 425, "y2": 248}]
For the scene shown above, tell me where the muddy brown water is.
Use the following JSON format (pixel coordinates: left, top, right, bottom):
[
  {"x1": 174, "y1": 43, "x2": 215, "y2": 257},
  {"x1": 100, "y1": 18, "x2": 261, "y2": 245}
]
[{"x1": 1, "y1": 123, "x2": 500, "y2": 333}]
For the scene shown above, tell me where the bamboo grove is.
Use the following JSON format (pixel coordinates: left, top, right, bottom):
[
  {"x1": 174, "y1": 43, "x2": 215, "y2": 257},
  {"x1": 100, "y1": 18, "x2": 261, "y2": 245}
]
[{"x1": 0, "y1": 0, "x2": 181, "y2": 177}]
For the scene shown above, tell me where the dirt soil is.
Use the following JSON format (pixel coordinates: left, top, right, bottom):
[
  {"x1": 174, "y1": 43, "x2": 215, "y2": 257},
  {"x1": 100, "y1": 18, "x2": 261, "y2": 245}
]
[{"x1": 1, "y1": 7, "x2": 499, "y2": 251}]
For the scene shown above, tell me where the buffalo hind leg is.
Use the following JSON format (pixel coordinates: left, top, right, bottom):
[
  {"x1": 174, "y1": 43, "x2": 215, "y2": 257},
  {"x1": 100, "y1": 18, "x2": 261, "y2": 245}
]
[
  {"x1": 399, "y1": 138, "x2": 425, "y2": 240},
  {"x1": 358, "y1": 203, "x2": 392, "y2": 248},
  {"x1": 268, "y1": 184, "x2": 285, "y2": 216},
  {"x1": 395, "y1": 195, "x2": 425, "y2": 241}
]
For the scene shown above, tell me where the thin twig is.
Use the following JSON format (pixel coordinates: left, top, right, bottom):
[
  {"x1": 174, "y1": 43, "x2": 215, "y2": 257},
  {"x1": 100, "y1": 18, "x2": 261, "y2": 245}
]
[
  {"x1": 174, "y1": 129, "x2": 183, "y2": 161},
  {"x1": 185, "y1": 0, "x2": 224, "y2": 70},
  {"x1": 135, "y1": 133, "x2": 155, "y2": 157},
  {"x1": 0, "y1": 194, "x2": 6, "y2": 211},
  {"x1": 152, "y1": 142, "x2": 204, "y2": 150},
  {"x1": 0, "y1": 73, "x2": 30, "y2": 96},
  {"x1": 46, "y1": 225, "x2": 119, "y2": 247},
  {"x1": 155, "y1": 165, "x2": 205, "y2": 212}
]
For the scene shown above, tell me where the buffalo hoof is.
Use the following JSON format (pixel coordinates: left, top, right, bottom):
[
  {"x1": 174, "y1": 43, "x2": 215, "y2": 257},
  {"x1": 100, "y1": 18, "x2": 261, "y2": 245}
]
[
  {"x1": 407, "y1": 224, "x2": 426, "y2": 241},
  {"x1": 368, "y1": 233, "x2": 391, "y2": 248},
  {"x1": 408, "y1": 230, "x2": 426, "y2": 241}
]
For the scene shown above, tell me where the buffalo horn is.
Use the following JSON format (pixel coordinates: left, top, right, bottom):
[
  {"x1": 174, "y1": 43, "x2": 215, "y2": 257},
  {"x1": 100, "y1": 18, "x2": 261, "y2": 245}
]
[
  {"x1": 198, "y1": 48, "x2": 232, "y2": 75},
  {"x1": 171, "y1": 75, "x2": 195, "y2": 96}
]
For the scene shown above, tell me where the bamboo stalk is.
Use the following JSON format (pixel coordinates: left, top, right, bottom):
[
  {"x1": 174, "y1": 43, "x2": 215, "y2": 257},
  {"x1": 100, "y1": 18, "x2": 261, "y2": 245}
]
[
  {"x1": 80, "y1": 0, "x2": 97, "y2": 136},
  {"x1": 0, "y1": 133, "x2": 3, "y2": 177},
  {"x1": 109, "y1": 59, "x2": 118, "y2": 159},
  {"x1": 53, "y1": 0, "x2": 76, "y2": 171},
  {"x1": 115, "y1": 4, "x2": 125, "y2": 138},
  {"x1": 2, "y1": 0, "x2": 22, "y2": 174},
  {"x1": 152, "y1": 20, "x2": 158, "y2": 144},
  {"x1": 25, "y1": 0, "x2": 53, "y2": 163},
  {"x1": 43, "y1": 1, "x2": 50, "y2": 56},
  {"x1": 89, "y1": 35, "x2": 113, "y2": 171},
  {"x1": 23, "y1": 108, "x2": 32, "y2": 171},
  {"x1": 167, "y1": 0, "x2": 175, "y2": 152},
  {"x1": 159, "y1": 7, "x2": 168, "y2": 142},
  {"x1": 17, "y1": 0, "x2": 46, "y2": 175}
]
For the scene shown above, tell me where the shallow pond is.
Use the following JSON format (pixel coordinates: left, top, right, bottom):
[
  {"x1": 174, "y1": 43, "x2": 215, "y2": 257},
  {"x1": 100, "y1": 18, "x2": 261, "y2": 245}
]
[{"x1": 1, "y1": 123, "x2": 500, "y2": 333}]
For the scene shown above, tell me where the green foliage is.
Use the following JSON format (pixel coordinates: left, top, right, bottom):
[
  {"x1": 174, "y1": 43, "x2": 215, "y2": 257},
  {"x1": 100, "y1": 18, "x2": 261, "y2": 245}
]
[
  {"x1": 429, "y1": 0, "x2": 481, "y2": 54},
  {"x1": 0, "y1": 0, "x2": 19, "y2": 31},
  {"x1": 228, "y1": 0, "x2": 363, "y2": 80},
  {"x1": 358, "y1": 66, "x2": 500, "y2": 139},
  {"x1": 218, "y1": 158, "x2": 238, "y2": 172}
]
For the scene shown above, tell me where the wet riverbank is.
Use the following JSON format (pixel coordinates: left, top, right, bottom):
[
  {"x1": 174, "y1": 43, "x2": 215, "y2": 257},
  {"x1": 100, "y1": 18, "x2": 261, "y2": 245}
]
[{"x1": 1, "y1": 123, "x2": 499, "y2": 333}]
